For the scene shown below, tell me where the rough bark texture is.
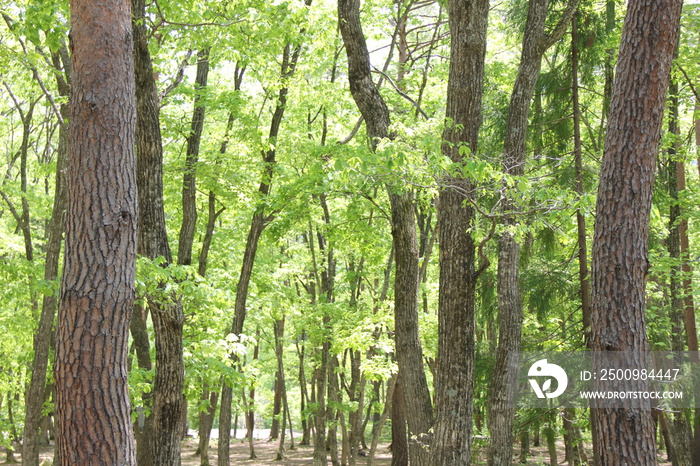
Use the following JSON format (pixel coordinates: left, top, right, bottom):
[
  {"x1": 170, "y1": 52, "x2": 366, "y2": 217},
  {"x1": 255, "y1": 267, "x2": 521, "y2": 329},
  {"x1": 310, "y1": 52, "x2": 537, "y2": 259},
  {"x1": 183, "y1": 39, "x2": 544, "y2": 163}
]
[
  {"x1": 589, "y1": 0, "x2": 682, "y2": 463},
  {"x1": 431, "y1": 0, "x2": 488, "y2": 463},
  {"x1": 337, "y1": 1, "x2": 433, "y2": 462},
  {"x1": 55, "y1": 0, "x2": 137, "y2": 462},
  {"x1": 132, "y1": 0, "x2": 186, "y2": 462},
  {"x1": 22, "y1": 49, "x2": 69, "y2": 466},
  {"x1": 390, "y1": 380, "x2": 408, "y2": 466},
  {"x1": 488, "y1": 0, "x2": 577, "y2": 463}
]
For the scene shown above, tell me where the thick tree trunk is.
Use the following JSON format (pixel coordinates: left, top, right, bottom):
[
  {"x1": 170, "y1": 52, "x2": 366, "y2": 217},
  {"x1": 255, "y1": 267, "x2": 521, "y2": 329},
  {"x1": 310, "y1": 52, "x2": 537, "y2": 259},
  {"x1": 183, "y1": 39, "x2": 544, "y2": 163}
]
[
  {"x1": 54, "y1": 0, "x2": 137, "y2": 461},
  {"x1": 390, "y1": 380, "x2": 408, "y2": 466},
  {"x1": 589, "y1": 0, "x2": 682, "y2": 463},
  {"x1": 431, "y1": 0, "x2": 488, "y2": 463}
]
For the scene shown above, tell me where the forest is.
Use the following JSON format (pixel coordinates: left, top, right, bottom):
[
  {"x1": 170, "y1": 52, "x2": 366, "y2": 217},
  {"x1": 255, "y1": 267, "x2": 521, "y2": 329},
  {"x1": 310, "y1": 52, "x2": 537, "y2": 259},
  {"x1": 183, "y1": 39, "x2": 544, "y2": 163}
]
[{"x1": 0, "y1": 0, "x2": 698, "y2": 463}]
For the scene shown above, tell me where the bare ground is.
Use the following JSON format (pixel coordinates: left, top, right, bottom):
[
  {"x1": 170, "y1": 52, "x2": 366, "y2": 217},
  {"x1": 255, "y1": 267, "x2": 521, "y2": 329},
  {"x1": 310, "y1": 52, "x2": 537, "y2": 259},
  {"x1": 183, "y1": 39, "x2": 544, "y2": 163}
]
[{"x1": 6, "y1": 438, "x2": 673, "y2": 465}]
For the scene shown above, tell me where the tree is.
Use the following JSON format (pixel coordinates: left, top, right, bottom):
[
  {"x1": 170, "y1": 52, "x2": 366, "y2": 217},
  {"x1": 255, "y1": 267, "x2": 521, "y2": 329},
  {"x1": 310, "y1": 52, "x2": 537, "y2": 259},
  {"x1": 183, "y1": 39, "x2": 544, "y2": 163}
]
[
  {"x1": 589, "y1": 0, "x2": 683, "y2": 462},
  {"x1": 217, "y1": 12, "x2": 311, "y2": 463},
  {"x1": 431, "y1": 0, "x2": 488, "y2": 463},
  {"x1": 488, "y1": 0, "x2": 577, "y2": 462},
  {"x1": 21, "y1": 55, "x2": 68, "y2": 466},
  {"x1": 337, "y1": 0, "x2": 433, "y2": 462},
  {"x1": 53, "y1": 0, "x2": 138, "y2": 462}
]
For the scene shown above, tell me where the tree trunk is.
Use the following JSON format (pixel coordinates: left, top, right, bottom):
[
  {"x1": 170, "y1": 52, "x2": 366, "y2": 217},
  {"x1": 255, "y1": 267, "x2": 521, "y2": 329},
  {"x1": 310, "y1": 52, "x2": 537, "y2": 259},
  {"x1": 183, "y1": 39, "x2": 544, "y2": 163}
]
[
  {"x1": 488, "y1": 0, "x2": 577, "y2": 463},
  {"x1": 519, "y1": 429, "x2": 529, "y2": 464},
  {"x1": 132, "y1": 0, "x2": 186, "y2": 461},
  {"x1": 327, "y1": 355, "x2": 341, "y2": 466},
  {"x1": 544, "y1": 418, "x2": 558, "y2": 466},
  {"x1": 665, "y1": 67, "x2": 694, "y2": 466},
  {"x1": 562, "y1": 408, "x2": 582, "y2": 466},
  {"x1": 178, "y1": 48, "x2": 210, "y2": 266},
  {"x1": 678, "y1": 159, "x2": 700, "y2": 464},
  {"x1": 196, "y1": 109, "x2": 234, "y2": 466},
  {"x1": 589, "y1": 0, "x2": 682, "y2": 463},
  {"x1": 337, "y1": 2, "x2": 433, "y2": 461},
  {"x1": 54, "y1": 0, "x2": 137, "y2": 461},
  {"x1": 274, "y1": 317, "x2": 288, "y2": 460},
  {"x1": 390, "y1": 380, "x2": 408, "y2": 466},
  {"x1": 22, "y1": 51, "x2": 69, "y2": 466},
  {"x1": 431, "y1": 0, "x2": 488, "y2": 463},
  {"x1": 270, "y1": 318, "x2": 285, "y2": 441},
  {"x1": 296, "y1": 334, "x2": 312, "y2": 446},
  {"x1": 218, "y1": 30, "x2": 308, "y2": 464}
]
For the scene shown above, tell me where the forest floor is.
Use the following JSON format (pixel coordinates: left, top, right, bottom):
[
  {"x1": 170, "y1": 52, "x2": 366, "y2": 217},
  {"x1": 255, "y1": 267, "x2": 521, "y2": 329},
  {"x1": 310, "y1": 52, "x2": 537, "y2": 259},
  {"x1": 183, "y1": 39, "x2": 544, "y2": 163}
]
[{"x1": 10, "y1": 437, "x2": 674, "y2": 465}]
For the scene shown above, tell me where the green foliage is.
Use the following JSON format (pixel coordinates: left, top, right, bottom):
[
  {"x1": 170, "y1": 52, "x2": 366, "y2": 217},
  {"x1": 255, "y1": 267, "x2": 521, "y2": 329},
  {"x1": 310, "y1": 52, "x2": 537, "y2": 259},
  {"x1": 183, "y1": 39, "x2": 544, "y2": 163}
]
[{"x1": 2, "y1": 0, "x2": 700, "y2": 452}]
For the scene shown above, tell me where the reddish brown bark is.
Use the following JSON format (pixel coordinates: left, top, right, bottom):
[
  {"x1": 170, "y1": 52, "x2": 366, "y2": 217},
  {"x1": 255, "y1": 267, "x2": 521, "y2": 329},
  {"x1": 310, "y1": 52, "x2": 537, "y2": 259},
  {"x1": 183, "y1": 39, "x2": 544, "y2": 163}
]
[
  {"x1": 54, "y1": 0, "x2": 137, "y2": 462},
  {"x1": 589, "y1": 0, "x2": 683, "y2": 462}
]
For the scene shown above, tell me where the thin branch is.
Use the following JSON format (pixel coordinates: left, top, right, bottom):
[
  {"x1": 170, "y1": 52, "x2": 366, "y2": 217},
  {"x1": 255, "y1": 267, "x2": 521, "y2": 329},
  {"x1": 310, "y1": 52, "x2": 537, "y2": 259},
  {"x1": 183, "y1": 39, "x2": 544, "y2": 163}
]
[
  {"x1": 371, "y1": 67, "x2": 429, "y2": 120},
  {"x1": 2, "y1": 14, "x2": 65, "y2": 127},
  {"x1": 153, "y1": 0, "x2": 243, "y2": 28},
  {"x1": 676, "y1": 63, "x2": 700, "y2": 101},
  {"x1": 338, "y1": 117, "x2": 364, "y2": 145},
  {"x1": 540, "y1": 0, "x2": 580, "y2": 52},
  {"x1": 160, "y1": 49, "x2": 194, "y2": 103}
]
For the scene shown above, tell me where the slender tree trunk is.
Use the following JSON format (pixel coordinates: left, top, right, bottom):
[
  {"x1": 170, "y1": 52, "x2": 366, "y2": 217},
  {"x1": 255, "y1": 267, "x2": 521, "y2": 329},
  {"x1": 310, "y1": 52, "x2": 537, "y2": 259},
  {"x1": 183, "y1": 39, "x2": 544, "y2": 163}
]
[
  {"x1": 544, "y1": 417, "x2": 558, "y2": 466},
  {"x1": 196, "y1": 108, "x2": 235, "y2": 466},
  {"x1": 488, "y1": 0, "x2": 577, "y2": 463},
  {"x1": 665, "y1": 67, "x2": 694, "y2": 466},
  {"x1": 678, "y1": 158, "x2": 700, "y2": 464},
  {"x1": 132, "y1": 0, "x2": 186, "y2": 461},
  {"x1": 270, "y1": 318, "x2": 285, "y2": 441},
  {"x1": 337, "y1": 2, "x2": 433, "y2": 461},
  {"x1": 178, "y1": 48, "x2": 210, "y2": 266},
  {"x1": 589, "y1": 0, "x2": 682, "y2": 463},
  {"x1": 274, "y1": 318, "x2": 288, "y2": 460},
  {"x1": 218, "y1": 28, "x2": 309, "y2": 463},
  {"x1": 367, "y1": 377, "x2": 395, "y2": 466},
  {"x1": 55, "y1": 0, "x2": 137, "y2": 461},
  {"x1": 572, "y1": 15, "x2": 601, "y2": 456},
  {"x1": 296, "y1": 334, "x2": 312, "y2": 446},
  {"x1": 431, "y1": 0, "x2": 488, "y2": 462},
  {"x1": 246, "y1": 328, "x2": 260, "y2": 459},
  {"x1": 22, "y1": 52, "x2": 69, "y2": 466},
  {"x1": 313, "y1": 333, "x2": 330, "y2": 466},
  {"x1": 327, "y1": 355, "x2": 341, "y2": 466}
]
